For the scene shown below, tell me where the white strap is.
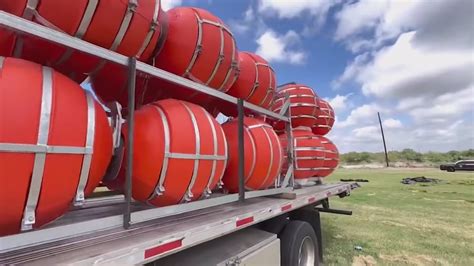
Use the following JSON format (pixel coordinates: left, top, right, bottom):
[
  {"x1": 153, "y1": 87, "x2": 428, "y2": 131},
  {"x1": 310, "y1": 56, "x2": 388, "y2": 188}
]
[
  {"x1": 21, "y1": 67, "x2": 53, "y2": 231},
  {"x1": 74, "y1": 92, "x2": 96, "y2": 205}
]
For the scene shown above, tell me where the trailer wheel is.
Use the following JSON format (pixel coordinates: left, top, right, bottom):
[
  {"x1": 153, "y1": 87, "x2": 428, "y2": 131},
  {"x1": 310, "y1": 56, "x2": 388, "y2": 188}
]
[
  {"x1": 280, "y1": 220, "x2": 320, "y2": 266},
  {"x1": 259, "y1": 214, "x2": 288, "y2": 235}
]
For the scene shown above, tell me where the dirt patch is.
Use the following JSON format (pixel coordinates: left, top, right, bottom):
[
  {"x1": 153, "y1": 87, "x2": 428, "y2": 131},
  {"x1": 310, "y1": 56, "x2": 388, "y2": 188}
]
[
  {"x1": 379, "y1": 254, "x2": 449, "y2": 265},
  {"x1": 352, "y1": 255, "x2": 377, "y2": 266},
  {"x1": 381, "y1": 220, "x2": 408, "y2": 227},
  {"x1": 423, "y1": 197, "x2": 474, "y2": 204},
  {"x1": 456, "y1": 180, "x2": 474, "y2": 186}
]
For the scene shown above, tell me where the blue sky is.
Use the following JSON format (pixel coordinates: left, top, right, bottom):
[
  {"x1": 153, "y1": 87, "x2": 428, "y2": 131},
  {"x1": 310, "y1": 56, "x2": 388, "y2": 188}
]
[{"x1": 161, "y1": 0, "x2": 474, "y2": 153}]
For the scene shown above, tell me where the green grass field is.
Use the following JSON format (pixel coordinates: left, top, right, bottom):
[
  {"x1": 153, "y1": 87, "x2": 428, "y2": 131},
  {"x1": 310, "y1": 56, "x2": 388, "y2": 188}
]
[{"x1": 322, "y1": 168, "x2": 474, "y2": 266}]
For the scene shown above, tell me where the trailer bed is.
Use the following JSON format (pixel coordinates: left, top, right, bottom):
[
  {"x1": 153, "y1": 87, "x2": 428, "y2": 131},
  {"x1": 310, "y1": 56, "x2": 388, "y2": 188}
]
[{"x1": 0, "y1": 183, "x2": 352, "y2": 265}]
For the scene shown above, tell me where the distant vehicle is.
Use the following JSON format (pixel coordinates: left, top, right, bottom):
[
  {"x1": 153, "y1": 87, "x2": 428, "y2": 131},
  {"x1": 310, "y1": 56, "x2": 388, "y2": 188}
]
[{"x1": 440, "y1": 160, "x2": 474, "y2": 172}]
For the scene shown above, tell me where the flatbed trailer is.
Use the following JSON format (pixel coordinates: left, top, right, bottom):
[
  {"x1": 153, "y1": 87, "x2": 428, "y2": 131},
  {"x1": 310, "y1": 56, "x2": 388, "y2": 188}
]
[
  {"x1": 0, "y1": 11, "x2": 357, "y2": 265},
  {"x1": 0, "y1": 183, "x2": 354, "y2": 265}
]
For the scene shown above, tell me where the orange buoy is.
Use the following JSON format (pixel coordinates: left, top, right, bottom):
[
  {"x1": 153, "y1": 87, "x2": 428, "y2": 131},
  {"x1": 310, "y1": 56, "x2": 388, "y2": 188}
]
[
  {"x1": 105, "y1": 99, "x2": 227, "y2": 206},
  {"x1": 318, "y1": 136, "x2": 339, "y2": 177},
  {"x1": 279, "y1": 127, "x2": 325, "y2": 180},
  {"x1": 0, "y1": 57, "x2": 113, "y2": 236},
  {"x1": 222, "y1": 117, "x2": 282, "y2": 192},
  {"x1": 0, "y1": 0, "x2": 167, "y2": 91},
  {"x1": 219, "y1": 52, "x2": 275, "y2": 116},
  {"x1": 272, "y1": 84, "x2": 321, "y2": 130},
  {"x1": 312, "y1": 98, "x2": 335, "y2": 136},
  {"x1": 150, "y1": 7, "x2": 239, "y2": 106}
]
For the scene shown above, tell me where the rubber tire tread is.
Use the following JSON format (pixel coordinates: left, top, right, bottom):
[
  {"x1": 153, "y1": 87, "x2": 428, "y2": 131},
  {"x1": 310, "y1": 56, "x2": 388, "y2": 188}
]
[{"x1": 279, "y1": 220, "x2": 320, "y2": 266}]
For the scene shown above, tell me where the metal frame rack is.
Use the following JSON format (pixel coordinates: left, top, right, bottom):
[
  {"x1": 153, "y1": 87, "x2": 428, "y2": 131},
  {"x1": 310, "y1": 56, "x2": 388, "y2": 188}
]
[{"x1": 0, "y1": 11, "x2": 297, "y2": 250}]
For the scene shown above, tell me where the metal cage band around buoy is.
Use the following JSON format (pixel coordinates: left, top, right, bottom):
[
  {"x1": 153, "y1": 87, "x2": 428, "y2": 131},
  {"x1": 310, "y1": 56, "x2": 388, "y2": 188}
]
[
  {"x1": 0, "y1": 57, "x2": 113, "y2": 236},
  {"x1": 150, "y1": 7, "x2": 239, "y2": 106},
  {"x1": 272, "y1": 84, "x2": 321, "y2": 130},
  {"x1": 222, "y1": 117, "x2": 283, "y2": 193},
  {"x1": 318, "y1": 136, "x2": 339, "y2": 177},
  {"x1": 146, "y1": 101, "x2": 228, "y2": 204},
  {"x1": 312, "y1": 98, "x2": 335, "y2": 136},
  {"x1": 0, "y1": 0, "x2": 167, "y2": 84},
  {"x1": 279, "y1": 127, "x2": 325, "y2": 180},
  {"x1": 219, "y1": 52, "x2": 275, "y2": 117},
  {"x1": 105, "y1": 99, "x2": 228, "y2": 207}
]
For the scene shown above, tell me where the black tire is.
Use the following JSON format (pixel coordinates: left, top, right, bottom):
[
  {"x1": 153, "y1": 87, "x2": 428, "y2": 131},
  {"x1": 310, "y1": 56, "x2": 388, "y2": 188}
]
[
  {"x1": 447, "y1": 167, "x2": 455, "y2": 172},
  {"x1": 280, "y1": 220, "x2": 320, "y2": 266}
]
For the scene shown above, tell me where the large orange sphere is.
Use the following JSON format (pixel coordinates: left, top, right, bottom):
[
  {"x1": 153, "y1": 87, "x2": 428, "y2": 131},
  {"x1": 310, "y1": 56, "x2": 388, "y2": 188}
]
[
  {"x1": 279, "y1": 127, "x2": 325, "y2": 180},
  {"x1": 0, "y1": 57, "x2": 113, "y2": 236},
  {"x1": 272, "y1": 84, "x2": 321, "y2": 130},
  {"x1": 222, "y1": 117, "x2": 282, "y2": 193},
  {"x1": 150, "y1": 7, "x2": 239, "y2": 106},
  {"x1": 0, "y1": 0, "x2": 167, "y2": 101},
  {"x1": 220, "y1": 52, "x2": 275, "y2": 117},
  {"x1": 318, "y1": 136, "x2": 339, "y2": 177},
  {"x1": 105, "y1": 99, "x2": 227, "y2": 206},
  {"x1": 312, "y1": 99, "x2": 335, "y2": 136}
]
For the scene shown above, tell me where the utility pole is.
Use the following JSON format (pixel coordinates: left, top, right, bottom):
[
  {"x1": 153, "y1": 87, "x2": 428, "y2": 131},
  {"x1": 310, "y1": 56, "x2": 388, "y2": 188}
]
[{"x1": 378, "y1": 112, "x2": 389, "y2": 167}]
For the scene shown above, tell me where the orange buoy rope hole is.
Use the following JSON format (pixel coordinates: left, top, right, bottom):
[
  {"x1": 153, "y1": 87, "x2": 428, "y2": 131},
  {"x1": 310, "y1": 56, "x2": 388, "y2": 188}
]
[{"x1": 0, "y1": 57, "x2": 113, "y2": 236}]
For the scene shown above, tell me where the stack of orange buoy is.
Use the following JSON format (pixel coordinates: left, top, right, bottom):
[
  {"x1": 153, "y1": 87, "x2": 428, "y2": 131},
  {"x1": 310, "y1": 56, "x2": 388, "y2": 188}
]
[
  {"x1": 271, "y1": 83, "x2": 339, "y2": 182},
  {"x1": 0, "y1": 0, "x2": 168, "y2": 107},
  {"x1": 0, "y1": 0, "x2": 313, "y2": 236},
  {"x1": 0, "y1": 57, "x2": 113, "y2": 236},
  {"x1": 93, "y1": 7, "x2": 242, "y2": 109}
]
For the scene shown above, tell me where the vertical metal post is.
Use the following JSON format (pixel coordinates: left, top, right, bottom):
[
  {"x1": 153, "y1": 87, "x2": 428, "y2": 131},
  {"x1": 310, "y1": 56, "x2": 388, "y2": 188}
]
[
  {"x1": 237, "y1": 99, "x2": 245, "y2": 202},
  {"x1": 378, "y1": 112, "x2": 389, "y2": 167},
  {"x1": 124, "y1": 57, "x2": 136, "y2": 229},
  {"x1": 284, "y1": 94, "x2": 294, "y2": 187},
  {"x1": 314, "y1": 210, "x2": 323, "y2": 262}
]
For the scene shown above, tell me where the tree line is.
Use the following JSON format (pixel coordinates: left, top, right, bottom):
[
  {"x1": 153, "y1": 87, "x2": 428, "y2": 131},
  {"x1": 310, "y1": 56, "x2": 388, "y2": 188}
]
[{"x1": 340, "y1": 149, "x2": 474, "y2": 165}]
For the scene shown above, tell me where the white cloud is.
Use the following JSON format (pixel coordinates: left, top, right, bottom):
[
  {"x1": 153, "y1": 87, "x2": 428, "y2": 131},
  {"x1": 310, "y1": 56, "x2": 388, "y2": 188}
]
[
  {"x1": 255, "y1": 30, "x2": 306, "y2": 65},
  {"x1": 228, "y1": 6, "x2": 268, "y2": 36},
  {"x1": 330, "y1": 118, "x2": 474, "y2": 153},
  {"x1": 334, "y1": 0, "x2": 388, "y2": 41},
  {"x1": 359, "y1": 32, "x2": 473, "y2": 99},
  {"x1": 352, "y1": 126, "x2": 380, "y2": 140},
  {"x1": 258, "y1": 0, "x2": 338, "y2": 35},
  {"x1": 337, "y1": 103, "x2": 383, "y2": 128},
  {"x1": 335, "y1": 0, "x2": 474, "y2": 52},
  {"x1": 334, "y1": 32, "x2": 474, "y2": 98},
  {"x1": 407, "y1": 87, "x2": 474, "y2": 124},
  {"x1": 383, "y1": 118, "x2": 402, "y2": 129},
  {"x1": 331, "y1": 52, "x2": 370, "y2": 89},
  {"x1": 258, "y1": 0, "x2": 334, "y2": 19},
  {"x1": 161, "y1": 0, "x2": 182, "y2": 11},
  {"x1": 331, "y1": 0, "x2": 474, "y2": 153},
  {"x1": 324, "y1": 94, "x2": 352, "y2": 112}
]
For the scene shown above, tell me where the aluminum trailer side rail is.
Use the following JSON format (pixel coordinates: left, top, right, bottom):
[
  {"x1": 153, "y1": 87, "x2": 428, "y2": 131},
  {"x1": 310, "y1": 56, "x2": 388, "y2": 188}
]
[{"x1": 0, "y1": 183, "x2": 352, "y2": 265}]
